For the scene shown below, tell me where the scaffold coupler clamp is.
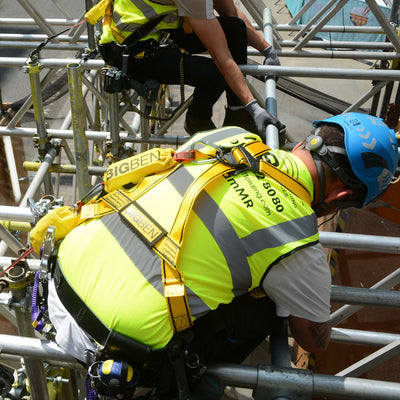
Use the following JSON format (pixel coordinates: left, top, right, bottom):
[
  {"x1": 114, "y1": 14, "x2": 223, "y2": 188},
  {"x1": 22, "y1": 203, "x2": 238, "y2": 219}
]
[
  {"x1": 253, "y1": 365, "x2": 313, "y2": 400},
  {"x1": 22, "y1": 54, "x2": 43, "y2": 74},
  {"x1": 28, "y1": 195, "x2": 64, "y2": 226}
]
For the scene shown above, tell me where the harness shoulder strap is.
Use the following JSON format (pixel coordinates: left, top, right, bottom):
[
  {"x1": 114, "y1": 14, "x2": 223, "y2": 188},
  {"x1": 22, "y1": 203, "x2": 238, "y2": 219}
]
[
  {"x1": 232, "y1": 141, "x2": 312, "y2": 206},
  {"x1": 101, "y1": 159, "x2": 235, "y2": 334}
]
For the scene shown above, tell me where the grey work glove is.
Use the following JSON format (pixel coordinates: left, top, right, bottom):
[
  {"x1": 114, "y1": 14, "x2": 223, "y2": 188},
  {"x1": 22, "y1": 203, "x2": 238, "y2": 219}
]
[
  {"x1": 245, "y1": 99, "x2": 286, "y2": 143},
  {"x1": 262, "y1": 46, "x2": 280, "y2": 66}
]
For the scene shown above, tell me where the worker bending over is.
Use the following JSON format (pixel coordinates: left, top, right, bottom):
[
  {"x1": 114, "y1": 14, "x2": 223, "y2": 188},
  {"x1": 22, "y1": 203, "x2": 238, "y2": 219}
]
[{"x1": 31, "y1": 113, "x2": 398, "y2": 399}]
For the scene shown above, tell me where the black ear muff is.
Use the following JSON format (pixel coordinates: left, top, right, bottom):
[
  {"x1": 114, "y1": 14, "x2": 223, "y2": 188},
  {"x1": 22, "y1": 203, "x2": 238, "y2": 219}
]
[{"x1": 306, "y1": 135, "x2": 324, "y2": 152}]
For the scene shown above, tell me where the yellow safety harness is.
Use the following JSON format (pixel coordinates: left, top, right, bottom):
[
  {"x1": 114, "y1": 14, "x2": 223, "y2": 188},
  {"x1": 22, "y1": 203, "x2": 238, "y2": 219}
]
[
  {"x1": 98, "y1": 140, "x2": 311, "y2": 333},
  {"x1": 31, "y1": 139, "x2": 312, "y2": 335}
]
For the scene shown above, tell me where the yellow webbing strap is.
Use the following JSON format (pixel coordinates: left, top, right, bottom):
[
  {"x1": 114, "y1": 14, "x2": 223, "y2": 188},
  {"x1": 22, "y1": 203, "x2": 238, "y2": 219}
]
[
  {"x1": 259, "y1": 161, "x2": 311, "y2": 205},
  {"x1": 101, "y1": 160, "x2": 235, "y2": 333},
  {"x1": 232, "y1": 141, "x2": 312, "y2": 206},
  {"x1": 96, "y1": 140, "x2": 311, "y2": 333}
]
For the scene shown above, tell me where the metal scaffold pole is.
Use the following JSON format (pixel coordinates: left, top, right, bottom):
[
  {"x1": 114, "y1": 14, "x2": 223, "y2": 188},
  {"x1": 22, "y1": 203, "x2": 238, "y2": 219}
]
[
  {"x1": 1, "y1": 0, "x2": 400, "y2": 399},
  {"x1": 67, "y1": 62, "x2": 91, "y2": 198}
]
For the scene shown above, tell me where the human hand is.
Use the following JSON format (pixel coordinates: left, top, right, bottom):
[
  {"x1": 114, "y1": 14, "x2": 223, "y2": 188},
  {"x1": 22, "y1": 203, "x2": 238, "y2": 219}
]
[
  {"x1": 245, "y1": 100, "x2": 286, "y2": 143},
  {"x1": 262, "y1": 46, "x2": 280, "y2": 66}
]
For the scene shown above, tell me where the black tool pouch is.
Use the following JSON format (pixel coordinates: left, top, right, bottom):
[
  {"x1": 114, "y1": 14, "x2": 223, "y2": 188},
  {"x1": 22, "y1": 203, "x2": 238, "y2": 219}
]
[
  {"x1": 99, "y1": 330, "x2": 168, "y2": 387},
  {"x1": 98, "y1": 41, "x2": 125, "y2": 69}
]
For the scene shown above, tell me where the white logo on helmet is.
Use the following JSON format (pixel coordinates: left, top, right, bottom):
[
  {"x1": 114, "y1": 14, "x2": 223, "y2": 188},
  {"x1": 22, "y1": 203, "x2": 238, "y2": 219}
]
[{"x1": 357, "y1": 129, "x2": 377, "y2": 150}]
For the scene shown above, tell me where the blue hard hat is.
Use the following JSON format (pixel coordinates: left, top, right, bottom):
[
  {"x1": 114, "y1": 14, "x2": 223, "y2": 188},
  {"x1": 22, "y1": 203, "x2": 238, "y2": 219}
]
[{"x1": 313, "y1": 112, "x2": 398, "y2": 206}]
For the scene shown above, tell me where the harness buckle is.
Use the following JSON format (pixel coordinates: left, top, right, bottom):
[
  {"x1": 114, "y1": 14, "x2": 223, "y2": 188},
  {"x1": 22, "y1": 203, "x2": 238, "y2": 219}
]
[{"x1": 231, "y1": 145, "x2": 260, "y2": 174}]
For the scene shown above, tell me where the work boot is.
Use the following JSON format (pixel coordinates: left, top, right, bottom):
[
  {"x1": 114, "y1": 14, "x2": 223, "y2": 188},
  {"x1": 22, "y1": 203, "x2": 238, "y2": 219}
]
[
  {"x1": 223, "y1": 106, "x2": 258, "y2": 134},
  {"x1": 184, "y1": 111, "x2": 216, "y2": 136}
]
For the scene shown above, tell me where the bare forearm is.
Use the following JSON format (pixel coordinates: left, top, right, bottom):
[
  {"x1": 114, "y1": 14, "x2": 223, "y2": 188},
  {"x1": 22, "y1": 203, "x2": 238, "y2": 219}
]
[
  {"x1": 236, "y1": 8, "x2": 270, "y2": 52},
  {"x1": 188, "y1": 17, "x2": 254, "y2": 106},
  {"x1": 289, "y1": 316, "x2": 331, "y2": 355},
  {"x1": 214, "y1": 0, "x2": 271, "y2": 52},
  {"x1": 212, "y1": 55, "x2": 254, "y2": 105}
]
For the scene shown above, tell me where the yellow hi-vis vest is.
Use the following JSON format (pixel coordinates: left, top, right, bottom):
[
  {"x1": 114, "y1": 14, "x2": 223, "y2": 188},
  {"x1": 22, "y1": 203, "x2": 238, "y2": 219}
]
[
  {"x1": 99, "y1": 0, "x2": 180, "y2": 44},
  {"x1": 57, "y1": 127, "x2": 319, "y2": 349}
]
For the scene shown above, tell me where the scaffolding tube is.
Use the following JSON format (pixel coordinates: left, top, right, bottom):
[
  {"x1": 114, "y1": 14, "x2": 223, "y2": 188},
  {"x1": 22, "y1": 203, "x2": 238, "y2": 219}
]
[
  {"x1": 331, "y1": 267, "x2": 400, "y2": 327},
  {"x1": 0, "y1": 42, "x2": 87, "y2": 51},
  {"x1": 0, "y1": 257, "x2": 40, "y2": 270},
  {"x1": 0, "y1": 18, "x2": 79, "y2": 26},
  {"x1": 18, "y1": 144, "x2": 59, "y2": 208},
  {"x1": 0, "y1": 334, "x2": 81, "y2": 366},
  {"x1": 276, "y1": 40, "x2": 396, "y2": 50},
  {"x1": 0, "y1": 225, "x2": 26, "y2": 254},
  {"x1": 247, "y1": 49, "x2": 400, "y2": 60},
  {"x1": 24, "y1": 161, "x2": 106, "y2": 176},
  {"x1": 263, "y1": 10, "x2": 290, "y2": 400},
  {"x1": 276, "y1": 24, "x2": 385, "y2": 34},
  {"x1": 0, "y1": 126, "x2": 188, "y2": 145},
  {"x1": 67, "y1": 63, "x2": 91, "y2": 198},
  {"x1": 207, "y1": 364, "x2": 400, "y2": 400},
  {"x1": 331, "y1": 327, "x2": 400, "y2": 347},
  {"x1": 240, "y1": 65, "x2": 400, "y2": 80},
  {"x1": 16, "y1": 0, "x2": 58, "y2": 39},
  {"x1": 6, "y1": 57, "x2": 400, "y2": 82},
  {"x1": 365, "y1": 0, "x2": 400, "y2": 52},
  {"x1": 0, "y1": 206, "x2": 34, "y2": 223},
  {"x1": 0, "y1": 220, "x2": 32, "y2": 232},
  {"x1": 263, "y1": 8, "x2": 280, "y2": 150},
  {"x1": 0, "y1": 33, "x2": 88, "y2": 42},
  {"x1": 4, "y1": 330, "x2": 400, "y2": 400},
  {"x1": 9, "y1": 274, "x2": 50, "y2": 400},
  {"x1": 331, "y1": 285, "x2": 400, "y2": 308},
  {"x1": 319, "y1": 231, "x2": 400, "y2": 253},
  {"x1": 336, "y1": 338, "x2": 400, "y2": 378}
]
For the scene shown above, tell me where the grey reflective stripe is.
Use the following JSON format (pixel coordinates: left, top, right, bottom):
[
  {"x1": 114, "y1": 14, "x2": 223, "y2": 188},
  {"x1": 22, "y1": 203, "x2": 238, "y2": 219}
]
[
  {"x1": 113, "y1": 0, "x2": 179, "y2": 33},
  {"x1": 193, "y1": 190, "x2": 252, "y2": 296},
  {"x1": 168, "y1": 165, "x2": 194, "y2": 197},
  {"x1": 193, "y1": 191, "x2": 318, "y2": 293},
  {"x1": 115, "y1": 21, "x2": 142, "y2": 34},
  {"x1": 115, "y1": 0, "x2": 157, "y2": 22},
  {"x1": 186, "y1": 285, "x2": 210, "y2": 318},
  {"x1": 101, "y1": 213, "x2": 164, "y2": 296},
  {"x1": 241, "y1": 213, "x2": 318, "y2": 255},
  {"x1": 177, "y1": 127, "x2": 253, "y2": 152}
]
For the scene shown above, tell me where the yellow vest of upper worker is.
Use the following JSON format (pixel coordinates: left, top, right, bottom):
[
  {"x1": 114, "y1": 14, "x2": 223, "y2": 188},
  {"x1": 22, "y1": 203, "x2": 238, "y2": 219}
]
[
  {"x1": 57, "y1": 128, "x2": 319, "y2": 349},
  {"x1": 99, "y1": 0, "x2": 181, "y2": 44}
]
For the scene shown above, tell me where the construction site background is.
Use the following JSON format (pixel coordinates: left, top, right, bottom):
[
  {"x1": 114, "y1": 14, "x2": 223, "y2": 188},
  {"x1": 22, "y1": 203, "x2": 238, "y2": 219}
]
[{"x1": 1, "y1": 1, "x2": 400, "y2": 399}]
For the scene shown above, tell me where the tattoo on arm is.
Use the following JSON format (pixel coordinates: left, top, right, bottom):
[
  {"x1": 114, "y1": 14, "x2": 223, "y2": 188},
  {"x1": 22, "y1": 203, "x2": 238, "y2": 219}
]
[{"x1": 308, "y1": 321, "x2": 331, "y2": 350}]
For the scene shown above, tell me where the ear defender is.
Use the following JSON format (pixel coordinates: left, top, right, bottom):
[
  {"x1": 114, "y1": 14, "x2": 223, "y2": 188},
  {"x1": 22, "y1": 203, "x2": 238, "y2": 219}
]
[{"x1": 305, "y1": 135, "x2": 324, "y2": 152}]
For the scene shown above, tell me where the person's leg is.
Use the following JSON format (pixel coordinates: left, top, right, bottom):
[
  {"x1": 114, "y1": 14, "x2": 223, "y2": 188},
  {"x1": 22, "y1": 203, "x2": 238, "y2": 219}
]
[
  {"x1": 191, "y1": 293, "x2": 283, "y2": 364},
  {"x1": 188, "y1": 293, "x2": 284, "y2": 398},
  {"x1": 127, "y1": 45, "x2": 222, "y2": 134},
  {"x1": 126, "y1": 16, "x2": 254, "y2": 135},
  {"x1": 172, "y1": 16, "x2": 257, "y2": 134}
]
